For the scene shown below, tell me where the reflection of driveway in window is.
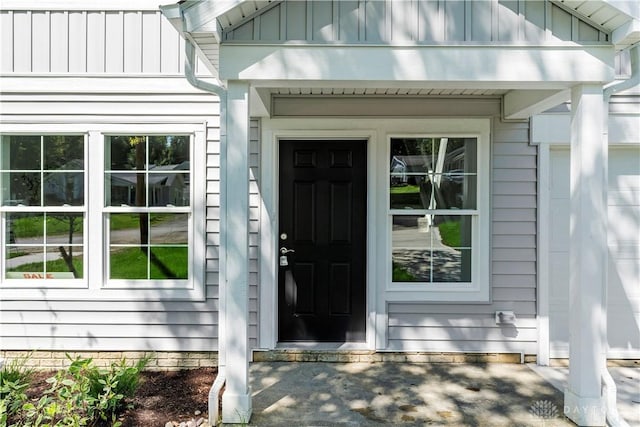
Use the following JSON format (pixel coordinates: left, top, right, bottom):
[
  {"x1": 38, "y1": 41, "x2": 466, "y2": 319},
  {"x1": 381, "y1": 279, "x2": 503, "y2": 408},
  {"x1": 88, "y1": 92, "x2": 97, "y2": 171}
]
[
  {"x1": 392, "y1": 221, "x2": 462, "y2": 282},
  {"x1": 393, "y1": 249, "x2": 462, "y2": 282},
  {"x1": 6, "y1": 217, "x2": 187, "y2": 270}
]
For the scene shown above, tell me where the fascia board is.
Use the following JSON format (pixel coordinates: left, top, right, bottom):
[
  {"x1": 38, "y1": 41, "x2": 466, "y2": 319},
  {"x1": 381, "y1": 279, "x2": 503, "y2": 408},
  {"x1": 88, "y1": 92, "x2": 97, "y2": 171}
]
[
  {"x1": 219, "y1": 45, "x2": 616, "y2": 85},
  {"x1": 181, "y1": 0, "x2": 243, "y2": 36},
  {"x1": 611, "y1": 18, "x2": 640, "y2": 48},
  {"x1": 602, "y1": 0, "x2": 640, "y2": 21},
  {"x1": 159, "y1": 3, "x2": 184, "y2": 33}
]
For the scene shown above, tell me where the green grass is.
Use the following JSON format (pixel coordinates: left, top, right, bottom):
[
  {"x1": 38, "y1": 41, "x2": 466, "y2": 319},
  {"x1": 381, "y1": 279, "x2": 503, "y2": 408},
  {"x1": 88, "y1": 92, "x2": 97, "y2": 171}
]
[
  {"x1": 9, "y1": 214, "x2": 174, "y2": 239},
  {"x1": 438, "y1": 221, "x2": 461, "y2": 248},
  {"x1": 389, "y1": 185, "x2": 419, "y2": 194},
  {"x1": 110, "y1": 246, "x2": 188, "y2": 279},
  {"x1": 9, "y1": 214, "x2": 82, "y2": 238},
  {"x1": 6, "y1": 251, "x2": 28, "y2": 260},
  {"x1": 7, "y1": 246, "x2": 188, "y2": 280},
  {"x1": 392, "y1": 262, "x2": 416, "y2": 282}
]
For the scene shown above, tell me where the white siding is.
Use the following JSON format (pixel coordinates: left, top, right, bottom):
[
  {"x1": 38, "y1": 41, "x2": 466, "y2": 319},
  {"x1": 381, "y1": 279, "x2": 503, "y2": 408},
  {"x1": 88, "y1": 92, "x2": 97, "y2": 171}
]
[
  {"x1": 0, "y1": 77, "x2": 226, "y2": 351},
  {"x1": 548, "y1": 147, "x2": 640, "y2": 359},
  {"x1": 223, "y1": 0, "x2": 607, "y2": 44},
  {"x1": 0, "y1": 3, "x2": 217, "y2": 354},
  {"x1": 0, "y1": 9, "x2": 187, "y2": 75},
  {"x1": 387, "y1": 116, "x2": 537, "y2": 354}
]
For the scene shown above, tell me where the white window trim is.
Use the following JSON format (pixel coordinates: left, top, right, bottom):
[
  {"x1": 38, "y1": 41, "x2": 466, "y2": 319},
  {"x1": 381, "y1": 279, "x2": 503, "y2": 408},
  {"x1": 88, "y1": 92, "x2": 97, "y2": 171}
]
[
  {"x1": 258, "y1": 117, "x2": 492, "y2": 351},
  {"x1": 385, "y1": 129, "x2": 491, "y2": 302},
  {"x1": 0, "y1": 124, "x2": 206, "y2": 301}
]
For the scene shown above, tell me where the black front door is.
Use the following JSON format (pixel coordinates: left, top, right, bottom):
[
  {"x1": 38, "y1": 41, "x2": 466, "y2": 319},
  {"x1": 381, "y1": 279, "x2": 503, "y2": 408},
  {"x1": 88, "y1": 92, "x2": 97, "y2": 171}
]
[{"x1": 278, "y1": 140, "x2": 367, "y2": 342}]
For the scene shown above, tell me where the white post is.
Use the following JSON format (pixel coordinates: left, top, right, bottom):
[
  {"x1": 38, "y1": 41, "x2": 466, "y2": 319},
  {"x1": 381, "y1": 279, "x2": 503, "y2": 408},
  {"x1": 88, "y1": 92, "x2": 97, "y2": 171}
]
[
  {"x1": 221, "y1": 80, "x2": 252, "y2": 424},
  {"x1": 564, "y1": 84, "x2": 607, "y2": 426}
]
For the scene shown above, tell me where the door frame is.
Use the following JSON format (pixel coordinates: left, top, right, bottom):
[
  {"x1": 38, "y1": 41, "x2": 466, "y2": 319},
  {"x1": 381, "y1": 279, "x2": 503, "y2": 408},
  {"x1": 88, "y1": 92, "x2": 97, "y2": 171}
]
[{"x1": 259, "y1": 118, "x2": 379, "y2": 350}]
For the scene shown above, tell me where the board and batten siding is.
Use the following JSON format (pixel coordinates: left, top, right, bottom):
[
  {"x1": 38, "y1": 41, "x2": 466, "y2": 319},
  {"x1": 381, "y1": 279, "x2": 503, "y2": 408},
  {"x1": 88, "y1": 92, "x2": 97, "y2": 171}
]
[
  {"x1": 387, "y1": 118, "x2": 537, "y2": 354},
  {"x1": 0, "y1": 9, "x2": 209, "y2": 75},
  {"x1": 223, "y1": 0, "x2": 606, "y2": 44}
]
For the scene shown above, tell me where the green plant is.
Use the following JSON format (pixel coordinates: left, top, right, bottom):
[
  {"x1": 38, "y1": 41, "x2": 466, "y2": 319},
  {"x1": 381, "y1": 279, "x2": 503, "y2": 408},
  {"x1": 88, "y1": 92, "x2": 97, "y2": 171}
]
[
  {"x1": 0, "y1": 353, "x2": 35, "y2": 420},
  {"x1": 392, "y1": 262, "x2": 416, "y2": 282},
  {"x1": 16, "y1": 353, "x2": 152, "y2": 427}
]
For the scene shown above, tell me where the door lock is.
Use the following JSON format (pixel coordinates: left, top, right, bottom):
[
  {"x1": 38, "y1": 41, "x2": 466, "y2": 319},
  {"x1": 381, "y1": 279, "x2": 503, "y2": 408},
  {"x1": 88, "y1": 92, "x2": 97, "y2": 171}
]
[{"x1": 279, "y1": 247, "x2": 295, "y2": 267}]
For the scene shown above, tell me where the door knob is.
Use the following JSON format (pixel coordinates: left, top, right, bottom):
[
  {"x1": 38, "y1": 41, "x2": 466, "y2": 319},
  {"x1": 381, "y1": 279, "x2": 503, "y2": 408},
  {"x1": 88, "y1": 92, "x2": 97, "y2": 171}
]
[{"x1": 280, "y1": 247, "x2": 295, "y2": 255}]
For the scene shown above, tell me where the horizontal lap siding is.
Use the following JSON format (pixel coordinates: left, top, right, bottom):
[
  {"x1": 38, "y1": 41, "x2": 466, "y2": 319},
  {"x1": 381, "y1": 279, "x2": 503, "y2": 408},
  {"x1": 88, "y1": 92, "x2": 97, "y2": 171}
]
[
  {"x1": 1, "y1": 38, "x2": 227, "y2": 350},
  {"x1": 388, "y1": 118, "x2": 537, "y2": 354},
  {"x1": 207, "y1": 118, "x2": 261, "y2": 350},
  {"x1": 0, "y1": 85, "x2": 224, "y2": 351}
]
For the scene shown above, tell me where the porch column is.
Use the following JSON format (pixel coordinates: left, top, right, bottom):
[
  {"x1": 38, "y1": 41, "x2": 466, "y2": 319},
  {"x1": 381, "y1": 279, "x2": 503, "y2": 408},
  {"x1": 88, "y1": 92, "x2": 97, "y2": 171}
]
[
  {"x1": 221, "y1": 80, "x2": 252, "y2": 423},
  {"x1": 564, "y1": 84, "x2": 607, "y2": 426}
]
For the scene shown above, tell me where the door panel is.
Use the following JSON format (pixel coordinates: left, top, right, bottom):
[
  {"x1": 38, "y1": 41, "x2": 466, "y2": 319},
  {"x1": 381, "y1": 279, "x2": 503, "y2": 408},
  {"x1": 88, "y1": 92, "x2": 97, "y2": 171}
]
[{"x1": 278, "y1": 140, "x2": 367, "y2": 342}]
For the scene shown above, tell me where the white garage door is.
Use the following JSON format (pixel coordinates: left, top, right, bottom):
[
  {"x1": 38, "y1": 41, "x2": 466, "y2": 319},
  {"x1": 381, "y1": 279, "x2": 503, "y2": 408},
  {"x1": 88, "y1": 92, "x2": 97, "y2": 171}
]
[{"x1": 549, "y1": 146, "x2": 640, "y2": 358}]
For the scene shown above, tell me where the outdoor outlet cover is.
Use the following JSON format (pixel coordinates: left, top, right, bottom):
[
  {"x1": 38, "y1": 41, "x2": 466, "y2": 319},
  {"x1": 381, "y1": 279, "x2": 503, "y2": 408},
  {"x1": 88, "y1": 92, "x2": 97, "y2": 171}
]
[{"x1": 495, "y1": 311, "x2": 516, "y2": 324}]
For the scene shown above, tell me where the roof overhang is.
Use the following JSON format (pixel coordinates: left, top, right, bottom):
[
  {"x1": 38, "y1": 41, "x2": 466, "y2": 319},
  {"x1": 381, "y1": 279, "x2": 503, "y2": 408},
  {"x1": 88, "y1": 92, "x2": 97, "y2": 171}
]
[{"x1": 159, "y1": 0, "x2": 636, "y2": 118}]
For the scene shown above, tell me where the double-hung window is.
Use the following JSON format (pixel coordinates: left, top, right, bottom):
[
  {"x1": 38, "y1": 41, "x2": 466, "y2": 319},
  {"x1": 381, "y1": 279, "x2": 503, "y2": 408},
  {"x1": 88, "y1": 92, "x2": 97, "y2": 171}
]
[
  {"x1": 1, "y1": 131, "x2": 203, "y2": 299},
  {"x1": 104, "y1": 135, "x2": 191, "y2": 286},
  {"x1": 1, "y1": 135, "x2": 85, "y2": 284},
  {"x1": 388, "y1": 131, "x2": 490, "y2": 301}
]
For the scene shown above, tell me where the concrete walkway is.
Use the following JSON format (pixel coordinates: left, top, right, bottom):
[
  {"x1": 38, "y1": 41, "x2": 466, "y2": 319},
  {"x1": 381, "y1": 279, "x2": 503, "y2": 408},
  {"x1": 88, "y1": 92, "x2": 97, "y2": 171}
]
[
  {"x1": 530, "y1": 364, "x2": 640, "y2": 427},
  {"x1": 247, "y1": 362, "x2": 581, "y2": 426}
]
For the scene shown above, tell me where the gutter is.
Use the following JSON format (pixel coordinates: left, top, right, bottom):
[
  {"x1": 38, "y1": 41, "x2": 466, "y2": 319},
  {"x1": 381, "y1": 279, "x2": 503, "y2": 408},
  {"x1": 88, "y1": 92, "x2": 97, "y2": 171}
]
[
  {"x1": 180, "y1": 13, "x2": 229, "y2": 427},
  {"x1": 601, "y1": 43, "x2": 638, "y2": 427}
]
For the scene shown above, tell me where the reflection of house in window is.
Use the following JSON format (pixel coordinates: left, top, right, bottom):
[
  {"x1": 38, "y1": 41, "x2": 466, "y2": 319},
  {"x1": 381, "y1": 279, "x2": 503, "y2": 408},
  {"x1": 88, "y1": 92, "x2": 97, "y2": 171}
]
[
  {"x1": 43, "y1": 159, "x2": 84, "y2": 205},
  {"x1": 109, "y1": 161, "x2": 189, "y2": 207}
]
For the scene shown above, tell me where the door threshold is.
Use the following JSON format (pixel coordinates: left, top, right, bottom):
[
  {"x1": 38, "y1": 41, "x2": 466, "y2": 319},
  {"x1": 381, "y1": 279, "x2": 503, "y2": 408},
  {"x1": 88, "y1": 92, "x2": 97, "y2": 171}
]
[{"x1": 274, "y1": 342, "x2": 369, "y2": 351}]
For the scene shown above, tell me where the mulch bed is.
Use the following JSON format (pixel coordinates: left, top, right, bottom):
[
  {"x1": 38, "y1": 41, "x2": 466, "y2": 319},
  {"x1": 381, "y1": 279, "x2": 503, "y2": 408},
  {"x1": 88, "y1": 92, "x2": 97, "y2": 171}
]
[{"x1": 12, "y1": 368, "x2": 218, "y2": 427}]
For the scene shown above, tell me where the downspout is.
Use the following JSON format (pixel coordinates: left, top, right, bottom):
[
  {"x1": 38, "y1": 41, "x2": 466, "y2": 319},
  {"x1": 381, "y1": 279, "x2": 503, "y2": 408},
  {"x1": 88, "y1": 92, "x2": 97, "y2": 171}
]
[
  {"x1": 182, "y1": 31, "x2": 229, "y2": 426},
  {"x1": 600, "y1": 44, "x2": 639, "y2": 427}
]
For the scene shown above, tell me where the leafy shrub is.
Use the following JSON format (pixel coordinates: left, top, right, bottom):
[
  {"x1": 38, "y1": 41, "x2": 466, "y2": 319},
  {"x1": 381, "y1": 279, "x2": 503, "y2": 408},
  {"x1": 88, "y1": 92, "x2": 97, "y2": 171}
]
[
  {"x1": 0, "y1": 353, "x2": 35, "y2": 421},
  {"x1": 8, "y1": 353, "x2": 152, "y2": 427}
]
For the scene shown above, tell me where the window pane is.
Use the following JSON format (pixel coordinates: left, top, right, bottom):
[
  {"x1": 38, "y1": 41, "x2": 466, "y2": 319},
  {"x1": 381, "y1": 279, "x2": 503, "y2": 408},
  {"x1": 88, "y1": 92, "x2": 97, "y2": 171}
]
[
  {"x1": 110, "y1": 246, "x2": 148, "y2": 279},
  {"x1": 43, "y1": 135, "x2": 83, "y2": 170},
  {"x1": 390, "y1": 137, "x2": 477, "y2": 210},
  {"x1": 44, "y1": 172, "x2": 84, "y2": 206},
  {"x1": 107, "y1": 136, "x2": 145, "y2": 171},
  {"x1": 5, "y1": 246, "x2": 45, "y2": 276},
  {"x1": 47, "y1": 213, "x2": 83, "y2": 244},
  {"x1": 106, "y1": 173, "x2": 146, "y2": 207},
  {"x1": 391, "y1": 214, "x2": 472, "y2": 283},
  {"x1": 8, "y1": 213, "x2": 44, "y2": 243},
  {"x1": 150, "y1": 247, "x2": 188, "y2": 279},
  {"x1": 150, "y1": 213, "x2": 188, "y2": 244},
  {"x1": 5, "y1": 136, "x2": 41, "y2": 170},
  {"x1": 148, "y1": 173, "x2": 189, "y2": 207},
  {"x1": 393, "y1": 249, "x2": 430, "y2": 282},
  {"x1": 148, "y1": 135, "x2": 189, "y2": 167},
  {"x1": 110, "y1": 213, "x2": 149, "y2": 245},
  {"x1": 3, "y1": 172, "x2": 41, "y2": 206}
]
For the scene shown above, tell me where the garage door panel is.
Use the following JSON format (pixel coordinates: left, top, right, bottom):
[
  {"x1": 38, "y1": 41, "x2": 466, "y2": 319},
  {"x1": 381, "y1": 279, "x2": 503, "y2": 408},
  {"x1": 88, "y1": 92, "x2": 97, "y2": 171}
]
[{"x1": 549, "y1": 146, "x2": 640, "y2": 359}]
